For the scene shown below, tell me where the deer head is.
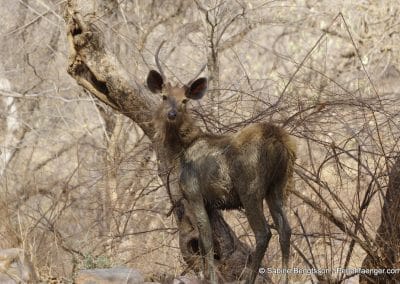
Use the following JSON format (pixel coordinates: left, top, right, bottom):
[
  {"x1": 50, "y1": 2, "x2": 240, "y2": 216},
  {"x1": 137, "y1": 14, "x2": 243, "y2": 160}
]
[
  {"x1": 147, "y1": 69, "x2": 207, "y2": 124},
  {"x1": 147, "y1": 42, "x2": 208, "y2": 148}
]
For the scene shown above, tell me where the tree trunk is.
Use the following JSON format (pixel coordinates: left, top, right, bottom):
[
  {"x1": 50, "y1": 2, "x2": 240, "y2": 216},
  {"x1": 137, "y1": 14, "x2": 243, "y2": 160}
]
[
  {"x1": 360, "y1": 155, "x2": 400, "y2": 283},
  {"x1": 64, "y1": 0, "x2": 253, "y2": 281}
]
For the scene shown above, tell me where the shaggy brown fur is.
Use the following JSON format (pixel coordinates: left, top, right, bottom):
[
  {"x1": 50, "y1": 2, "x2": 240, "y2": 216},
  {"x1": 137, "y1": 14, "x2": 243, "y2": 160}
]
[{"x1": 148, "y1": 70, "x2": 296, "y2": 284}]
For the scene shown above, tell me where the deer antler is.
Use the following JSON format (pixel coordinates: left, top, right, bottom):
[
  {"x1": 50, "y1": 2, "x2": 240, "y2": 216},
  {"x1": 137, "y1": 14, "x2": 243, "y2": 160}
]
[
  {"x1": 156, "y1": 40, "x2": 206, "y2": 85},
  {"x1": 155, "y1": 40, "x2": 167, "y2": 81},
  {"x1": 187, "y1": 63, "x2": 207, "y2": 85}
]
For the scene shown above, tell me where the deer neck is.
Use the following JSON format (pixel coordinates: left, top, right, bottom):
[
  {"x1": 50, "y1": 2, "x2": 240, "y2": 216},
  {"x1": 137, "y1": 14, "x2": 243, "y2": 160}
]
[{"x1": 160, "y1": 118, "x2": 203, "y2": 160}]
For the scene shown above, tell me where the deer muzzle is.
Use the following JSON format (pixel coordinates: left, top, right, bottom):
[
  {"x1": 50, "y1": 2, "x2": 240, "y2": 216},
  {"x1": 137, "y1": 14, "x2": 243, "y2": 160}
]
[{"x1": 167, "y1": 110, "x2": 177, "y2": 120}]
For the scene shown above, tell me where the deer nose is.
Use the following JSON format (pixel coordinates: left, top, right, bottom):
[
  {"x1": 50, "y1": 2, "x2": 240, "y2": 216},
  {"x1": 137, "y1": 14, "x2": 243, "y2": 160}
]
[{"x1": 167, "y1": 110, "x2": 177, "y2": 120}]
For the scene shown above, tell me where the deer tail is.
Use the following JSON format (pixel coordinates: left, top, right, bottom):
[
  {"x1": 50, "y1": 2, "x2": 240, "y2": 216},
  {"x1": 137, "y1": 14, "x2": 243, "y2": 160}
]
[{"x1": 264, "y1": 128, "x2": 296, "y2": 204}]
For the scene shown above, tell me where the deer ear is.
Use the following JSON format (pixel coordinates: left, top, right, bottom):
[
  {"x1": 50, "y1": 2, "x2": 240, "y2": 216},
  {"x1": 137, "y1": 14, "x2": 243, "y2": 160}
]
[
  {"x1": 186, "y1": 78, "x2": 207, "y2": 100},
  {"x1": 147, "y1": 70, "x2": 164, "y2": 93}
]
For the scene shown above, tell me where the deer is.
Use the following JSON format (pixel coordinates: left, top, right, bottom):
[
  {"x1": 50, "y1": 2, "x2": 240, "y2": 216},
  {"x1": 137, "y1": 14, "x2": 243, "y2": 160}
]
[{"x1": 147, "y1": 51, "x2": 296, "y2": 284}]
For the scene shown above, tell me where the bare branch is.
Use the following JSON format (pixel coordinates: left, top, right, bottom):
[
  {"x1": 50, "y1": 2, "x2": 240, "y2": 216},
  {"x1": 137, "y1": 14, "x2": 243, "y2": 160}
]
[{"x1": 155, "y1": 40, "x2": 167, "y2": 81}]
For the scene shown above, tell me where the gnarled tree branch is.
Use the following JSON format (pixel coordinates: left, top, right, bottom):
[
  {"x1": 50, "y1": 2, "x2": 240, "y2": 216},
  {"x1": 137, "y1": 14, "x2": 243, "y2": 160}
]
[{"x1": 65, "y1": 0, "x2": 156, "y2": 138}]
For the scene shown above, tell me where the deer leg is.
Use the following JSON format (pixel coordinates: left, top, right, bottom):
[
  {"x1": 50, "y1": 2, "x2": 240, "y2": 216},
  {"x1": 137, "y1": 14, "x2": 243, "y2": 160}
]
[
  {"x1": 180, "y1": 177, "x2": 217, "y2": 283},
  {"x1": 266, "y1": 192, "x2": 291, "y2": 284},
  {"x1": 191, "y1": 200, "x2": 216, "y2": 283},
  {"x1": 240, "y1": 193, "x2": 271, "y2": 284}
]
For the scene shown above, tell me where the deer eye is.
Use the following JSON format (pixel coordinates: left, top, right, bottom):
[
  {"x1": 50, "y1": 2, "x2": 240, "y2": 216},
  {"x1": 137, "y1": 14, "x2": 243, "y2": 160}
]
[
  {"x1": 182, "y1": 98, "x2": 188, "y2": 104},
  {"x1": 162, "y1": 95, "x2": 167, "y2": 101}
]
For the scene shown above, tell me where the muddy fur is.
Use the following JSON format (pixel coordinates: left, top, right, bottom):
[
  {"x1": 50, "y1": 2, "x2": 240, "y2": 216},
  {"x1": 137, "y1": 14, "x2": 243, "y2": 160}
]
[
  {"x1": 148, "y1": 70, "x2": 296, "y2": 284},
  {"x1": 179, "y1": 123, "x2": 296, "y2": 209}
]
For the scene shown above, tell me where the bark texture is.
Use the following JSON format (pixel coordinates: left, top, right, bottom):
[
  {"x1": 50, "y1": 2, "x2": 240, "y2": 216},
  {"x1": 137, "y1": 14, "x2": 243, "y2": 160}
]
[{"x1": 64, "y1": 0, "x2": 254, "y2": 281}]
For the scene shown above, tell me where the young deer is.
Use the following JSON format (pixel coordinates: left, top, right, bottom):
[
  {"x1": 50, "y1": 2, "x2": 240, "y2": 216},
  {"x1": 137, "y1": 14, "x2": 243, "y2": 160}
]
[{"x1": 147, "y1": 64, "x2": 296, "y2": 284}]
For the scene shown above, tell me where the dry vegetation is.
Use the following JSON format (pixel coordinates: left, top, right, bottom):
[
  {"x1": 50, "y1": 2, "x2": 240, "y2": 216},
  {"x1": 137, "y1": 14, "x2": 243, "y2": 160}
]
[{"x1": 0, "y1": 0, "x2": 399, "y2": 283}]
